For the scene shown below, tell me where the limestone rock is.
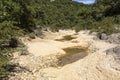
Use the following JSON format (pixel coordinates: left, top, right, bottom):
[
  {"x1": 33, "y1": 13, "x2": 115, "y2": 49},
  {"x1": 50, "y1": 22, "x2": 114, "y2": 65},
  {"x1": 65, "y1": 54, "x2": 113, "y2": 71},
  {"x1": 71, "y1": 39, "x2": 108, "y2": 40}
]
[
  {"x1": 106, "y1": 46, "x2": 120, "y2": 61},
  {"x1": 107, "y1": 33, "x2": 120, "y2": 44},
  {"x1": 99, "y1": 33, "x2": 108, "y2": 40}
]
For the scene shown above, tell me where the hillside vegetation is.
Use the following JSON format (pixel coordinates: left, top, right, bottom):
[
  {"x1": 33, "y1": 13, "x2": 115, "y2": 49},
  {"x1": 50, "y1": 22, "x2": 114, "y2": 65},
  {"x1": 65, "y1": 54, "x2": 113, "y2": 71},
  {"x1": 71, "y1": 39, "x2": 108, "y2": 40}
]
[{"x1": 0, "y1": 0, "x2": 120, "y2": 78}]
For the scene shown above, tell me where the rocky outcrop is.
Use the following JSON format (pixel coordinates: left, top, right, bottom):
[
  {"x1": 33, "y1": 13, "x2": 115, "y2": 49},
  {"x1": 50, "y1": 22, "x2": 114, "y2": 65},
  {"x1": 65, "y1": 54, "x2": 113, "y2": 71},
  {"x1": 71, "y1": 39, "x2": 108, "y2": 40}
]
[
  {"x1": 106, "y1": 46, "x2": 120, "y2": 62},
  {"x1": 96, "y1": 33, "x2": 120, "y2": 44},
  {"x1": 107, "y1": 33, "x2": 120, "y2": 44},
  {"x1": 106, "y1": 46, "x2": 120, "y2": 54}
]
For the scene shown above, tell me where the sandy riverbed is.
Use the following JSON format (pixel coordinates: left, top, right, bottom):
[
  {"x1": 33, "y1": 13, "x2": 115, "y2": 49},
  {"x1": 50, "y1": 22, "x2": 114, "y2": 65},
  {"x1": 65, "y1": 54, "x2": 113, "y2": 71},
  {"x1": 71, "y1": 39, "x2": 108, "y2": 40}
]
[{"x1": 9, "y1": 30, "x2": 120, "y2": 80}]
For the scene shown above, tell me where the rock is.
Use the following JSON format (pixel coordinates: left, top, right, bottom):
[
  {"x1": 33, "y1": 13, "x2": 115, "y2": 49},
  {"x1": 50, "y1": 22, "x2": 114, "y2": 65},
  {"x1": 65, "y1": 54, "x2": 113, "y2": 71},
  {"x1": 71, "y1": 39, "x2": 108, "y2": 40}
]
[
  {"x1": 29, "y1": 33, "x2": 36, "y2": 39},
  {"x1": 106, "y1": 46, "x2": 120, "y2": 61},
  {"x1": 99, "y1": 33, "x2": 108, "y2": 40},
  {"x1": 113, "y1": 46, "x2": 120, "y2": 57},
  {"x1": 36, "y1": 25, "x2": 41, "y2": 29},
  {"x1": 9, "y1": 38, "x2": 18, "y2": 48},
  {"x1": 34, "y1": 30, "x2": 42, "y2": 37},
  {"x1": 107, "y1": 33, "x2": 120, "y2": 44},
  {"x1": 115, "y1": 27, "x2": 120, "y2": 32},
  {"x1": 90, "y1": 32, "x2": 97, "y2": 36},
  {"x1": 106, "y1": 46, "x2": 120, "y2": 73}
]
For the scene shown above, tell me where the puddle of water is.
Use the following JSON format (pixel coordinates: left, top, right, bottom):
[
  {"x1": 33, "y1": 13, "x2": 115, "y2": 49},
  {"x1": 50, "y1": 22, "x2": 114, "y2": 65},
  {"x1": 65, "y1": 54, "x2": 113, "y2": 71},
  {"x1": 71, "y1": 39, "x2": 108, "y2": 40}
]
[
  {"x1": 58, "y1": 46, "x2": 88, "y2": 66},
  {"x1": 55, "y1": 35, "x2": 76, "y2": 41}
]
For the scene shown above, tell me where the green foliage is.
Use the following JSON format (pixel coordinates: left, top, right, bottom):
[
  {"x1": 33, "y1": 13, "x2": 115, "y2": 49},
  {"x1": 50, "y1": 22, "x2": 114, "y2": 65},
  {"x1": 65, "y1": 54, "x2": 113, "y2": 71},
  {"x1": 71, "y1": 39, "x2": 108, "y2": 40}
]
[
  {"x1": 0, "y1": 21, "x2": 23, "y2": 43},
  {"x1": 91, "y1": 17, "x2": 116, "y2": 34},
  {"x1": 0, "y1": 53, "x2": 8, "y2": 76},
  {"x1": 0, "y1": 47, "x2": 15, "y2": 78}
]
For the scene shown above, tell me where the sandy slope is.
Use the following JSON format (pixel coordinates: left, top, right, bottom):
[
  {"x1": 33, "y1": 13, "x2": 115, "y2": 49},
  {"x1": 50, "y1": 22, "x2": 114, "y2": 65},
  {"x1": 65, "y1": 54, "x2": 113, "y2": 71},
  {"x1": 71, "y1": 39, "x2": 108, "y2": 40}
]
[{"x1": 9, "y1": 30, "x2": 120, "y2": 80}]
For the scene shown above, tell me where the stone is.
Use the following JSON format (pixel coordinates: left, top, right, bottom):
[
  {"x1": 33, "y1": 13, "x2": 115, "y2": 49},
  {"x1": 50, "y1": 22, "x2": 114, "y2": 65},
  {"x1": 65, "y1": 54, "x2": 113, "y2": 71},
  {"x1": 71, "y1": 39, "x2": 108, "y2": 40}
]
[
  {"x1": 29, "y1": 33, "x2": 36, "y2": 39},
  {"x1": 99, "y1": 33, "x2": 108, "y2": 40},
  {"x1": 106, "y1": 46, "x2": 120, "y2": 61},
  {"x1": 90, "y1": 32, "x2": 97, "y2": 36},
  {"x1": 113, "y1": 46, "x2": 120, "y2": 57},
  {"x1": 34, "y1": 30, "x2": 42, "y2": 37},
  {"x1": 107, "y1": 33, "x2": 120, "y2": 44}
]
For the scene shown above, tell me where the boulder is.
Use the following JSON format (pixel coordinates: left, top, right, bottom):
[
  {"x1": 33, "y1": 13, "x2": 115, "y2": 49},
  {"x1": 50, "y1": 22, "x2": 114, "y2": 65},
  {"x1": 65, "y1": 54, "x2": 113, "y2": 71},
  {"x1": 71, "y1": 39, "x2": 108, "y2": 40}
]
[
  {"x1": 113, "y1": 46, "x2": 120, "y2": 57},
  {"x1": 107, "y1": 33, "x2": 120, "y2": 44},
  {"x1": 106, "y1": 45, "x2": 120, "y2": 75},
  {"x1": 99, "y1": 33, "x2": 108, "y2": 40},
  {"x1": 106, "y1": 46, "x2": 120, "y2": 61},
  {"x1": 34, "y1": 30, "x2": 42, "y2": 37}
]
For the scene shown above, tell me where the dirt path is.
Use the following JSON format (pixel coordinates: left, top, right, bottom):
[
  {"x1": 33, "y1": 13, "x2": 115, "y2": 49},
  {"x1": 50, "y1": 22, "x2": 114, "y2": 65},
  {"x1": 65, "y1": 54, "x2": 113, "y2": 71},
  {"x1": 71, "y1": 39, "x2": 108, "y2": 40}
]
[{"x1": 9, "y1": 30, "x2": 120, "y2": 80}]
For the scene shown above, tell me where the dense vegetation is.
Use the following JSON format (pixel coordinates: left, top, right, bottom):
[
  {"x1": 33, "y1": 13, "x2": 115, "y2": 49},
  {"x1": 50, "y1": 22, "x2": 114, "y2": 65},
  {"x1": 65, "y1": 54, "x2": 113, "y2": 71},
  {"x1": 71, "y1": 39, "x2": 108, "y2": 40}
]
[{"x1": 0, "y1": 0, "x2": 120, "y2": 78}]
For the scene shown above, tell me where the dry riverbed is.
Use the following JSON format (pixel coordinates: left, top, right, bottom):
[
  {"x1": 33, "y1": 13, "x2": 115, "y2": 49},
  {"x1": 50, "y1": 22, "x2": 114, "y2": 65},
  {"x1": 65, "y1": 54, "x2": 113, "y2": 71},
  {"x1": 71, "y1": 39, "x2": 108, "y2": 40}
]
[{"x1": 9, "y1": 30, "x2": 120, "y2": 80}]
